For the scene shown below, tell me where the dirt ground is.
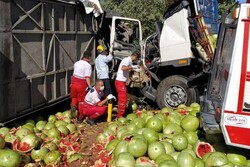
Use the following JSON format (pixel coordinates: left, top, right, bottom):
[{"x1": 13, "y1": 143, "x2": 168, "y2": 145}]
[{"x1": 71, "y1": 121, "x2": 107, "y2": 167}]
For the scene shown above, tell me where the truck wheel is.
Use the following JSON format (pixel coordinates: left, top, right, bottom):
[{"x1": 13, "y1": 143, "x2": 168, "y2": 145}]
[{"x1": 156, "y1": 75, "x2": 199, "y2": 108}]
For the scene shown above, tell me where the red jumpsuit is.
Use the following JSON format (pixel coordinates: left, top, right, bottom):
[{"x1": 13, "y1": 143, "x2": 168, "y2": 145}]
[
  {"x1": 79, "y1": 87, "x2": 107, "y2": 119},
  {"x1": 70, "y1": 76, "x2": 88, "y2": 119},
  {"x1": 81, "y1": 103, "x2": 107, "y2": 119},
  {"x1": 115, "y1": 56, "x2": 132, "y2": 117},
  {"x1": 115, "y1": 80, "x2": 127, "y2": 117},
  {"x1": 70, "y1": 59, "x2": 92, "y2": 119}
]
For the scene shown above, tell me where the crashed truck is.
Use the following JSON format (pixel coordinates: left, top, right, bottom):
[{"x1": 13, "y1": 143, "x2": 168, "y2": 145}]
[
  {"x1": 0, "y1": 0, "x2": 215, "y2": 123},
  {"x1": 98, "y1": 0, "x2": 218, "y2": 108},
  {"x1": 99, "y1": 0, "x2": 250, "y2": 149},
  {"x1": 1, "y1": 0, "x2": 250, "y2": 150},
  {"x1": 0, "y1": 0, "x2": 216, "y2": 122}
]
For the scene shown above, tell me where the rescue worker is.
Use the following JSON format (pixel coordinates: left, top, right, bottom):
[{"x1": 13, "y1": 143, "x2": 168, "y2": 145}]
[
  {"x1": 70, "y1": 50, "x2": 94, "y2": 122},
  {"x1": 95, "y1": 45, "x2": 113, "y2": 97},
  {"x1": 82, "y1": 79, "x2": 116, "y2": 125},
  {"x1": 115, "y1": 51, "x2": 141, "y2": 118}
]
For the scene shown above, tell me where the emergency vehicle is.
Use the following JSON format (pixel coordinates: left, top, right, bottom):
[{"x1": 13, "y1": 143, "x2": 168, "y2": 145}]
[{"x1": 201, "y1": 1, "x2": 250, "y2": 149}]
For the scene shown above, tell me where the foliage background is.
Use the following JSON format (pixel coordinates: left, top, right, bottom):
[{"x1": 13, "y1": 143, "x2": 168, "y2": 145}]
[{"x1": 100, "y1": 0, "x2": 236, "y2": 37}]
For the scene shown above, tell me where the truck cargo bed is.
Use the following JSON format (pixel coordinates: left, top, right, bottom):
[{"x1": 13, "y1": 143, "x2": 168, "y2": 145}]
[{"x1": 0, "y1": 0, "x2": 96, "y2": 123}]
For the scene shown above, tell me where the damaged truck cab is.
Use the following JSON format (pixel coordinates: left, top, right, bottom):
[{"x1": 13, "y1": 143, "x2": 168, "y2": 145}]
[
  {"x1": 105, "y1": 0, "x2": 217, "y2": 108},
  {"x1": 105, "y1": 0, "x2": 250, "y2": 149}
]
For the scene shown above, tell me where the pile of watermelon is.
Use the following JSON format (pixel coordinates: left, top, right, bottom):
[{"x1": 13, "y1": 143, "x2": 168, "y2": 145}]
[
  {"x1": 0, "y1": 102, "x2": 250, "y2": 167},
  {"x1": 91, "y1": 103, "x2": 250, "y2": 167},
  {"x1": 0, "y1": 110, "x2": 91, "y2": 167}
]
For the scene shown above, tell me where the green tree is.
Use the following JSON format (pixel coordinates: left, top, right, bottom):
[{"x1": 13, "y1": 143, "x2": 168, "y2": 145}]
[
  {"x1": 100, "y1": 0, "x2": 172, "y2": 37},
  {"x1": 218, "y1": 0, "x2": 236, "y2": 20},
  {"x1": 100, "y1": 0, "x2": 235, "y2": 37}
]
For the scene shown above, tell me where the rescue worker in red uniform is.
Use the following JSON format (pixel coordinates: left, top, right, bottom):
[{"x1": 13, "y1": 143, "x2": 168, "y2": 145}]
[
  {"x1": 115, "y1": 52, "x2": 140, "y2": 118},
  {"x1": 70, "y1": 50, "x2": 94, "y2": 121},
  {"x1": 81, "y1": 79, "x2": 116, "y2": 125}
]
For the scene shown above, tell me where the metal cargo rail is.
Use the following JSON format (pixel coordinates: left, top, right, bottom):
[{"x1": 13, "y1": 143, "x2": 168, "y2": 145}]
[{"x1": 0, "y1": 0, "x2": 96, "y2": 123}]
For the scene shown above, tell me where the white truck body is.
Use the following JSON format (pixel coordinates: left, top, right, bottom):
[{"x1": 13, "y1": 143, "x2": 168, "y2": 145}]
[{"x1": 160, "y1": 9, "x2": 193, "y2": 62}]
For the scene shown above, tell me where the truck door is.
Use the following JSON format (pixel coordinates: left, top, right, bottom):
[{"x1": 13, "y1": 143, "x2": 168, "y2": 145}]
[{"x1": 109, "y1": 16, "x2": 142, "y2": 59}]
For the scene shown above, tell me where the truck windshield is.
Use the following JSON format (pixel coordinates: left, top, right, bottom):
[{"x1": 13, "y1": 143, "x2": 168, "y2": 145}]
[{"x1": 115, "y1": 19, "x2": 140, "y2": 46}]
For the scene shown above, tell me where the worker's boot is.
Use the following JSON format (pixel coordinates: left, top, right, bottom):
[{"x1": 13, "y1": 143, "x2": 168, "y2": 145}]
[
  {"x1": 86, "y1": 118, "x2": 96, "y2": 126},
  {"x1": 77, "y1": 117, "x2": 83, "y2": 123},
  {"x1": 71, "y1": 105, "x2": 77, "y2": 118}
]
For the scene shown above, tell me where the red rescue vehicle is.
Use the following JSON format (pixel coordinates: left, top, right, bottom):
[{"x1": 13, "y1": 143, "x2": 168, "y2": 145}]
[{"x1": 201, "y1": 1, "x2": 250, "y2": 149}]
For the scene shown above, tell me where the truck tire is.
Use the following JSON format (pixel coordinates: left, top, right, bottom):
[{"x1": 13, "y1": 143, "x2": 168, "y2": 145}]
[{"x1": 156, "y1": 75, "x2": 199, "y2": 109}]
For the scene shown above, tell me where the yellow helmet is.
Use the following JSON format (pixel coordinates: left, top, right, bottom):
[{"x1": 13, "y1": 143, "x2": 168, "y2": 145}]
[{"x1": 97, "y1": 45, "x2": 105, "y2": 52}]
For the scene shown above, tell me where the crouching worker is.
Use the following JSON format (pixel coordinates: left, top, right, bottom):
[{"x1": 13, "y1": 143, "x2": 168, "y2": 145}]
[{"x1": 80, "y1": 79, "x2": 116, "y2": 125}]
